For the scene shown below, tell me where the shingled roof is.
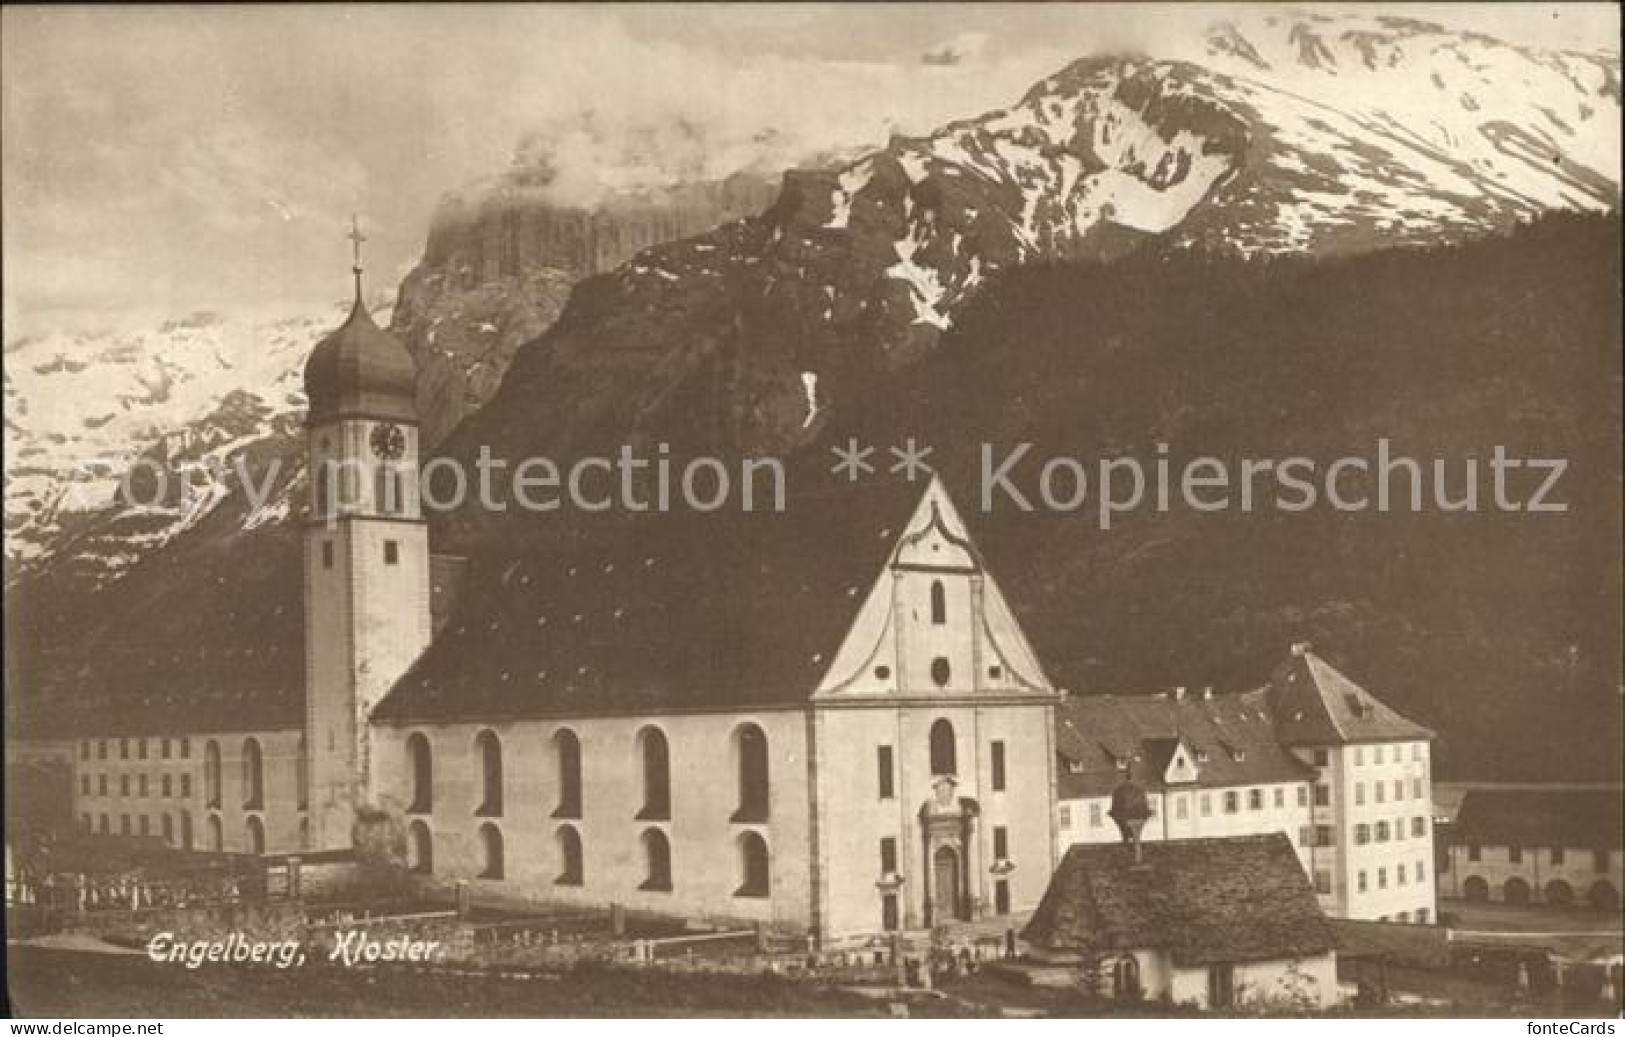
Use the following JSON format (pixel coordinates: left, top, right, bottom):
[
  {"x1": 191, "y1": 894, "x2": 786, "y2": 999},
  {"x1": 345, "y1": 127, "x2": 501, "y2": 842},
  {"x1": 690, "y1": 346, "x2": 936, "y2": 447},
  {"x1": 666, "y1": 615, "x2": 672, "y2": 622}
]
[
  {"x1": 1054, "y1": 689, "x2": 1316, "y2": 799},
  {"x1": 1022, "y1": 833, "x2": 1337, "y2": 966},
  {"x1": 372, "y1": 476, "x2": 927, "y2": 723},
  {"x1": 1264, "y1": 645, "x2": 1432, "y2": 746},
  {"x1": 1452, "y1": 788, "x2": 1624, "y2": 850}
]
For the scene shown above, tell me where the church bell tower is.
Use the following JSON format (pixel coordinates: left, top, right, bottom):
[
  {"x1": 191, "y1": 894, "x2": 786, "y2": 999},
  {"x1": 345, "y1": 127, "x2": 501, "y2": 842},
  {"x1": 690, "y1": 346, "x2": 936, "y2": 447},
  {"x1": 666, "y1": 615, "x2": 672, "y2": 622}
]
[{"x1": 302, "y1": 218, "x2": 431, "y2": 850}]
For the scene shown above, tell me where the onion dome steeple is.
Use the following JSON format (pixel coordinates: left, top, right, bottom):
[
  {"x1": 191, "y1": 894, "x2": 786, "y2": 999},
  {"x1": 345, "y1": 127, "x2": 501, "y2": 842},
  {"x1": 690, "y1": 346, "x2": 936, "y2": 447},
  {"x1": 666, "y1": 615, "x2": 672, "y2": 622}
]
[{"x1": 303, "y1": 216, "x2": 417, "y2": 426}]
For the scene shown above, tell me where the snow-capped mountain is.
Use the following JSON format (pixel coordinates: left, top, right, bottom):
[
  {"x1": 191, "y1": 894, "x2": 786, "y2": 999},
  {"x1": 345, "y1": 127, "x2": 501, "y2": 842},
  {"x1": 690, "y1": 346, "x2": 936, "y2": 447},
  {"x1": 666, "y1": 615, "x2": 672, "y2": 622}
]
[{"x1": 2, "y1": 308, "x2": 345, "y2": 583}]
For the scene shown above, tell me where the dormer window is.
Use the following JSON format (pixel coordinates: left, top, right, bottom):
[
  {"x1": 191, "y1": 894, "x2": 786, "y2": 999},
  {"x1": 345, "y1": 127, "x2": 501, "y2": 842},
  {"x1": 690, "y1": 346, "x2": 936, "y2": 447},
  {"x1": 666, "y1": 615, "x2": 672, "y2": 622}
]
[{"x1": 1195, "y1": 750, "x2": 1210, "y2": 764}]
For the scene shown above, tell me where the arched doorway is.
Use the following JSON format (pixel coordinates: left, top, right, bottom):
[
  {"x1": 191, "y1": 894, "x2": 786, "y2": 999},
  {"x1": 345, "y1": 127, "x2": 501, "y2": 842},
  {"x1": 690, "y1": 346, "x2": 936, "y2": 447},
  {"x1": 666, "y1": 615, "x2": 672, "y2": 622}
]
[
  {"x1": 1504, "y1": 877, "x2": 1531, "y2": 905},
  {"x1": 933, "y1": 845, "x2": 961, "y2": 922},
  {"x1": 1463, "y1": 875, "x2": 1489, "y2": 901},
  {"x1": 1544, "y1": 879, "x2": 1574, "y2": 907}
]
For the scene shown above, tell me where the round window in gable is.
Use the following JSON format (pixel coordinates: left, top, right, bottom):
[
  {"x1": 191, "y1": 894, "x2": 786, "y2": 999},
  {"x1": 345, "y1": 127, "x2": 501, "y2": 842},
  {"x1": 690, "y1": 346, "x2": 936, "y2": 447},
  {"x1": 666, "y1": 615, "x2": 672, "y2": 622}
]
[
  {"x1": 931, "y1": 657, "x2": 951, "y2": 687},
  {"x1": 874, "y1": 665, "x2": 892, "y2": 680},
  {"x1": 988, "y1": 665, "x2": 1003, "y2": 680}
]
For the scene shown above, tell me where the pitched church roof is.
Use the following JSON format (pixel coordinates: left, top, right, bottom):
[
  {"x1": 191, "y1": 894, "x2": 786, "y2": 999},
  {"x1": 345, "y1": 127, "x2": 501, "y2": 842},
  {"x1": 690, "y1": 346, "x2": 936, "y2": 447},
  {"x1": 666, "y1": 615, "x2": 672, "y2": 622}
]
[
  {"x1": 1452, "y1": 788, "x2": 1624, "y2": 850},
  {"x1": 1022, "y1": 833, "x2": 1337, "y2": 965},
  {"x1": 1264, "y1": 644, "x2": 1432, "y2": 746},
  {"x1": 371, "y1": 476, "x2": 938, "y2": 723},
  {"x1": 1055, "y1": 688, "x2": 1316, "y2": 799}
]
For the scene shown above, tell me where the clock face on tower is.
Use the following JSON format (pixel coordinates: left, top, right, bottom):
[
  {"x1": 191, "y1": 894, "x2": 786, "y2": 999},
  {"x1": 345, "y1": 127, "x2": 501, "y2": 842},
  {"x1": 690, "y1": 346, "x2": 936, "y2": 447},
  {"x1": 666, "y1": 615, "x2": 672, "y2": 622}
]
[{"x1": 370, "y1": 422, "x2": 405, "y2": 461}]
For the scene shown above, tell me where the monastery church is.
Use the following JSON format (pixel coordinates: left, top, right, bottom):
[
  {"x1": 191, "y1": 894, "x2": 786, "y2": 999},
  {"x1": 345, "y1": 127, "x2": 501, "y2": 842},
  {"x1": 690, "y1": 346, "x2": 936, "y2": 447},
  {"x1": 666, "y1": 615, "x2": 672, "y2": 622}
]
[{"x1": 50, "y1": 262, "x2": 1437, "y2": 940}]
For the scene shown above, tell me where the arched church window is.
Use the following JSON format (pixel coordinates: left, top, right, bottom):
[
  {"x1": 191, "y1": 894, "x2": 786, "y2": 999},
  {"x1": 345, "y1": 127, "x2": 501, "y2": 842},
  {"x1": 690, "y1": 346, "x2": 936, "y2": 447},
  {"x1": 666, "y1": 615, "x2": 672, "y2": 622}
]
[
  {"x1": 406, "y1": 733, "x2": 432, "y2": 813},
  {"x1": 931, "y1": 580, "x2": 947, "y2": 625},
  {"x1": 204, "y1": 740, "x2": 222, "y2": 808},
  {"x1": 637, "y1": 727, "x2": 670, "y2": 821},
  {"x1": 736, "y1": 832, "x2": 770, "y2": 898},
  {"x1": 733, "y1": 724, "x2": 769, "y2": 823},
  {"x1": 640, "y1": 828, "x2": 672, "y2": 891},
  {"x1": 556, "y1": 825, "x2": 583, "y2": 886},
  {"x1": 474, "y1": 731, "x2": 502, "y2": 817},
  {"x1": 206, "y1": 814, "x2": 222, "y2": 852},
  {"x1": 478, "y1": 823, "x2": 504, "y2": 879},
  {"x1": 930, "y1": 719, "x2": 957, "y2": 776},
  {"x1": 246, "y1": 815, "x2": 265, "y2": 855},
  {"x1": 181, "y1": 812, "x2": 193, "y2": 851},
  {"x1": 407, "y1": 820, "x2": 432, "y2": 874},
  {"x1": 554, "y1": 729, "x2": 582, "y2": 819},
  {"x1": 241, "y1": 738, "x2": 263, "y2": 810}
]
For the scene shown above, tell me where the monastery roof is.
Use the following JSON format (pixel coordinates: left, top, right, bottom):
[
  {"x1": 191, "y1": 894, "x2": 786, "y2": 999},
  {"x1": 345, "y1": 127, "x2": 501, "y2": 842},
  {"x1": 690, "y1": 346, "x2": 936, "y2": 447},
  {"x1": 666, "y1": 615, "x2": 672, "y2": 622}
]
[
  {"x1": 371, "y1": 477, "x2": 927, "y2": 723},
  {"x1": 1022, "y1": 833, "x2": 1337, "y2": 966},
  {"x1": 1452, "y1": 788, "x2": 1624, "y2": 850},
  {"x1": 1055, "y1": 688, "x2": 1316, "y2": 799},
  {"x1": 1263, "y1": 645, "x2": 1432, "y2": 746}
]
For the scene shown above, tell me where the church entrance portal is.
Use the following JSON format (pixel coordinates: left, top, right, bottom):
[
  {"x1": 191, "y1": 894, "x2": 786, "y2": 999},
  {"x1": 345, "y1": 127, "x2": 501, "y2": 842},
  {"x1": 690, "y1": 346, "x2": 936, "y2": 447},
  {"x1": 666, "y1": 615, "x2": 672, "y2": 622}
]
[{"x1": 933, "y1": 845, "x2": 961, "y2": 922}]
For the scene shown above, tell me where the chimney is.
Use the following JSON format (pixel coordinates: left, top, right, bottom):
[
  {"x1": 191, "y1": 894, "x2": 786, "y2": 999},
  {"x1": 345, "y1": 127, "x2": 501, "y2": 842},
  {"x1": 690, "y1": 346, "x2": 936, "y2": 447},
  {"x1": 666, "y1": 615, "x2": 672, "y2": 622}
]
[{"x1": 1291, "y1": 641, "x2": 1311, "y2": 657}]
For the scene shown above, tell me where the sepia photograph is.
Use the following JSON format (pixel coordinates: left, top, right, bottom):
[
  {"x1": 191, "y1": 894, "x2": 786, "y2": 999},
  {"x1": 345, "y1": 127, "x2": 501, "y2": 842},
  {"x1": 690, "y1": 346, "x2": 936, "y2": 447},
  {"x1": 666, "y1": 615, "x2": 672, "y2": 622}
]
[{"x1": 2, "y1": 1, "x2": 1621, "y2": 1024}]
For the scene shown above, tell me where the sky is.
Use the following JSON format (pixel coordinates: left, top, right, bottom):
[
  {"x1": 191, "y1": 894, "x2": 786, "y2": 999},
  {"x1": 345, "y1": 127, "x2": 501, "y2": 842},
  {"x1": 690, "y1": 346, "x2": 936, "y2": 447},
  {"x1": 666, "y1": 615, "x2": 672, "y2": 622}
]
[{"x1": 2, "y1": 3, "x2": 1618, "y2": 339}]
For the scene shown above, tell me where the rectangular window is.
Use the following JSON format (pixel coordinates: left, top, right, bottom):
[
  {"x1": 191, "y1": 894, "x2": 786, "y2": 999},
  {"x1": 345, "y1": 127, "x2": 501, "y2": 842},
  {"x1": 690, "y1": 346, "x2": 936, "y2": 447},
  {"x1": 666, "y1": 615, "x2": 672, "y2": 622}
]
[
  {"x1": 1312, "y1": 749, "x2": 1329, "y2": 767},
  {"x1": 138, "y1": 775, "x2": 148, "y2": 797},
  {"x1": 120, "y1": 738, "x2": 129, "y2": 760},
  {"x1": 1358, "y1": 870, "x2": 1368, "y2": 893},
  {"x1": 322, "y1": 541, "x2": 334, "y2": 569},
  {"x1": 991, "y1": 741, "x2": 1006, "y2": 792},
  {"x1": 384, "y1": 540, "x2": 399, "y2": 565},
  {"x1": 1374, "y1": 746, "x2": 1384, "y2": 765},
  {"x1": 879, "y1": 837, "x2": 898, "y2": 875},
  {"x1": 120, "y1": 775, "x2": 130, "y2": 797},
  {"x1": 1058, "y1": 804, "x2": 1072, "y2": 828},
  {"x1": 1297, "y1": 785, "x2": 1309, "y2": 807},
  {"x1": 881, "y1": 893, "x2": 899, "y2": 932},
  {"x1": 1224, "y1": 791, "x2": 1239, "y2": 814},
  {"x1": 162, "y1": 738, "x2": 172, "y2": 759},
  {"x1": 181, "y1": 737, "x2": 191, "y2": 759},
  {"x1": 877, "y1": 746, "x2": 894, "y2": 800},
  {"x1": 1298, "y1": 826, "x2": 1312, "y2": 846},
  {"x1": 1200, "y1": 793, "x2": 1212, "y2": 817},
  {"x1": 1411, "y1": 816, "x2": 1425, "y2": 838},
  {"x1": 1509, "y1": 845, "x2": 1523, "y2": 864},
  {"x1": 120, "y1": 815, "x2": 131, "y2": 835},
  {"x1": 1273, "y1": 787, "x2": 1284, "y2": 809},
  {"x1": 1314, "y1": 784, "x2": 1330, "y2": 807},
  {"x1": 139, "y1": 815, "x2": 150, "y2": 837},
  {"x1": 99, "y1": 814, "x2": 109, "y2": 834},
  {"x1": 181, "y1": 774, "x2": 192, "y2": 798},
  {"x1": 993, "y1": 826, "x2": 1009, "y2": 860},
  {"x1": 1248, "y1": 789, "x2": 1263, "y2": 811},
  {"x1": 1375, "y1": 782, "x2": 1385, "y2": 804},
  {"x1": 1315, "y1": 825, "x2": 1334, "y2": 847},
  {"x1": 98, "y1": 739, "x2": 107, "y2": 760},
  {"x1": 1354, "y1": 747, "x2": 1364, "y2": 766},
  {"x1": 138, "y1": 738, "x2": 148, "y2": 760},
  {"x1": 162, "y1": 775, "x2": 172, "y2": 798},
  {"x1": 1412, "y1": 778, "x2": 1423, "y2": 799},
  {"x1": 1089, "y1": 803, "x2": 1104, "y2": 828},
  {"x1": 1394, "y1": 779, "x2": 1404, "y2": 801},
  {"x1": 1415, "y1": 860, "x2": 1425, "y2": 882},
  {"x1": 80, "y1": 775, "x2": 90, "y2": 795},
  {"x1": 1398, "y1": 864, "x2": 1408, "y2": 886},
  {"x1": 98, "y1": 775, "x2": 107, "y2": 796},
  {"x1": 1468, "y1": 844, "x2": 1481, "y2": 862},
  {"x1": 80, "y1": 741, "x2": 90, "y2": 760},
  {"x1": 994, "y1": 879, "x2": 1010, "y2": 915},
  {"x1": 1378, "y1": 867, "x2": 1388, "y2": 889},
  {"x1": 1175, "y1": 795, "x2": 1188, "y2": 820},
  {"x1": 1355, "y1": 783, "x2": 1365, "y2": 805},
  {"x1": 1355, "y1": 824, "x2": 1370, "y2": 846},
  {"x1": 1315, "y1": 870, "x2": 1331, "y2": 895}
]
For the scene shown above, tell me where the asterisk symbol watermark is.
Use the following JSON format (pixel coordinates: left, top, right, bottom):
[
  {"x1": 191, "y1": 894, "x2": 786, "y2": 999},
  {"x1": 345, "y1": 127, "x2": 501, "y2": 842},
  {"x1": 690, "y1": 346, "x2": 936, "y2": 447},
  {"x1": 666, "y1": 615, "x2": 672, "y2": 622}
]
[
  {"x1": 830, "y1": 437, "x2": 875, "y2": 482},
  {"x1": 889, "y1": 437, "x2": 934, "y2": 482}
]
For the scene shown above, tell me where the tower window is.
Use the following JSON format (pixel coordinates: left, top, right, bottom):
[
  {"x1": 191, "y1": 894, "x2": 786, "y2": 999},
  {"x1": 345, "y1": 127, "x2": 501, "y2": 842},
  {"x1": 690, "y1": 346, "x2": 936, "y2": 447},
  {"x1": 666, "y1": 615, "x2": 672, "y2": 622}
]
[
  {"x1": 991, "y1": 740, "x2": 1007, "y2": 791},
  {"x1": 384, "y1": 540, "x2": 399, "y2": 565},
  {"x1": 880, "y1": 836, "x2": 898, "y2": 874},
  {"x1": 322, "y1": 541, "x2": 334, "y2": 569},
  {"x1": 930, "y1": 657, "x2": 951, "y2": 687},
  {"x1": 930, "y1": 580, "x2": 947, "y2": 625}
]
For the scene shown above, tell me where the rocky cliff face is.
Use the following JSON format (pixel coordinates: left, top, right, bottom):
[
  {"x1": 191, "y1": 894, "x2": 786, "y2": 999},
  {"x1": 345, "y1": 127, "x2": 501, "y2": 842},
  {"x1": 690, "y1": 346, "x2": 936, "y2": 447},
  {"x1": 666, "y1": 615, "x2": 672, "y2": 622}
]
[{"x1": 390, "y1": 173, "x2": 779, "y2": 445}]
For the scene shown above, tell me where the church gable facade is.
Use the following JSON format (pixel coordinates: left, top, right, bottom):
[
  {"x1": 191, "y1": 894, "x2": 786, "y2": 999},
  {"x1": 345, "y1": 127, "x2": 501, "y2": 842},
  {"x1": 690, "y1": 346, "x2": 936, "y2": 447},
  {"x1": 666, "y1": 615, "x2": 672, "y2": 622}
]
[{"x1": 367, "y1": 475, "x2": 1061, "y2": 941}]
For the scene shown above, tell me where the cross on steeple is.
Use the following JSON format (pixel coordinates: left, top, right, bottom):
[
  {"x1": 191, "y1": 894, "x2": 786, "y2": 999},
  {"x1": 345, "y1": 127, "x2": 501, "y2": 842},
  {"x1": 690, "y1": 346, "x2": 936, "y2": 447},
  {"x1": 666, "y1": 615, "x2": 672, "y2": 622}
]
[{"x1": 348, "y1": 215, "x2": 367, "y2": 304}]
